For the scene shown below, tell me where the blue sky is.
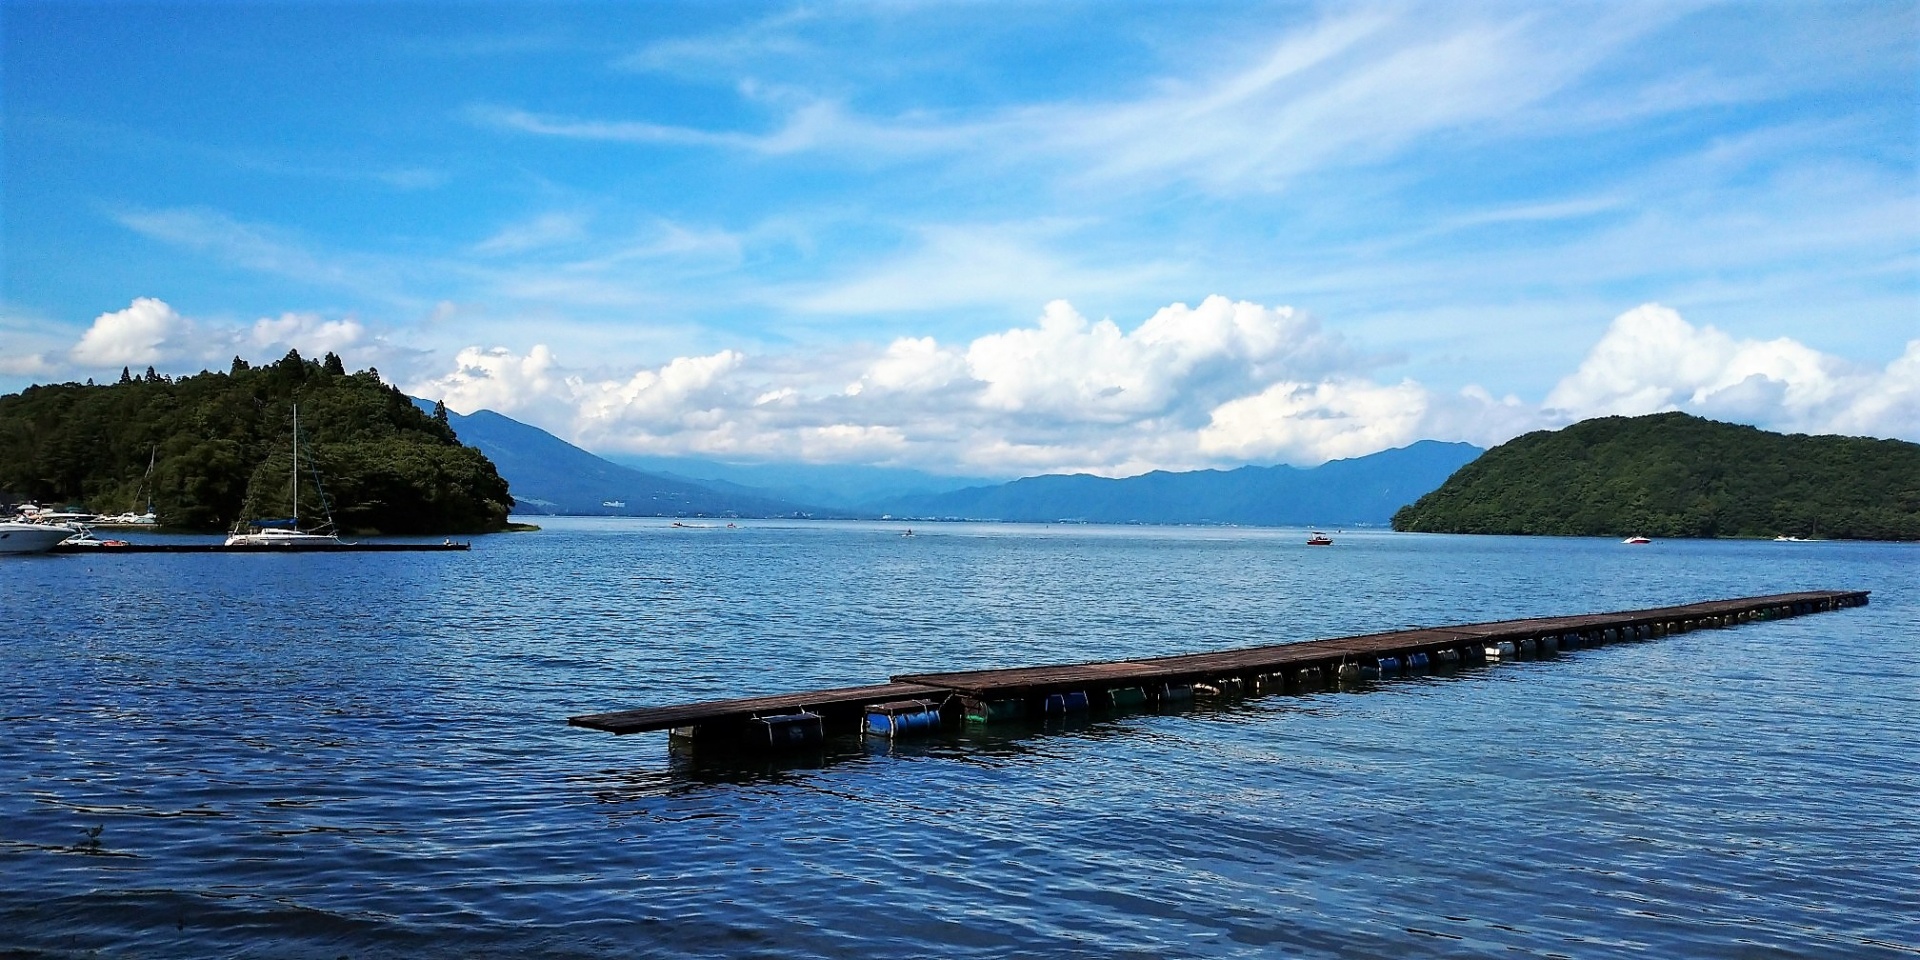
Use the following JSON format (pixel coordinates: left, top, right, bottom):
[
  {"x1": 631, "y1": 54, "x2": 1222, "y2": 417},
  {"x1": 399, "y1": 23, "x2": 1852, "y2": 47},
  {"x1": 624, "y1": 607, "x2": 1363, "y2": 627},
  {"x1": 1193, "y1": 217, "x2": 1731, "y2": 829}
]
[{"x1": 4, "y1": 1, "x2": 1916, "y2": 475}]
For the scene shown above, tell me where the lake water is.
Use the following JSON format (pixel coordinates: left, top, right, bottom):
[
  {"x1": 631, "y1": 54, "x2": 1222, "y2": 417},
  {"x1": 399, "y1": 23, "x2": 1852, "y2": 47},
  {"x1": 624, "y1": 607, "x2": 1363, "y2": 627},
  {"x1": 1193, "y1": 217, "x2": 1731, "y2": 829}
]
[{"x1": 3, "y1": 519, "x2": 1915, "y2": 959}]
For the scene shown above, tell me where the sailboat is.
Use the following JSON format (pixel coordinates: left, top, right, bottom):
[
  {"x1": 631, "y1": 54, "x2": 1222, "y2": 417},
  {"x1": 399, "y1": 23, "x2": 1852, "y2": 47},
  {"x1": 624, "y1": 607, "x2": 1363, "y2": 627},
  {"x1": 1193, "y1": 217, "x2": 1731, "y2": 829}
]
[
  {"x1": 226, "y1": 404, "x2": 343, "y2": 547},
  {"x1": 94, "y1": 447, "x2": 159, "y2": 526}
]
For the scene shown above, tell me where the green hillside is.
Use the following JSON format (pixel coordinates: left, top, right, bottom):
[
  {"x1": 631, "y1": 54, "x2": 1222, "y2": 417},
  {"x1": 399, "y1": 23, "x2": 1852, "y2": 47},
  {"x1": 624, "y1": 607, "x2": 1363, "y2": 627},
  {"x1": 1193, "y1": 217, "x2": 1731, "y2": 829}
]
[
  {"x1": 1391, "y1": 412, "x2": 1920, "y2": 540},
  {"x1": 0, "y1": 352, "x2": 513, "y2": 534}
]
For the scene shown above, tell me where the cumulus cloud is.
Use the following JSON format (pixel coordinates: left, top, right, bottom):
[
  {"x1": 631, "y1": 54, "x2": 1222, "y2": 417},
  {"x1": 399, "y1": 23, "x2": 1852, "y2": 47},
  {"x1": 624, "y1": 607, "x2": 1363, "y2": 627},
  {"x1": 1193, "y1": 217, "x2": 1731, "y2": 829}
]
[
  {"x1": 249, "y1": 312, "x2": 367, "y2": 358},
  {"x1": 43, "y1": 295, "x2": 1914, "y2": 478},
  {"x1": 1546, "y1": 304, "x2": 1919, "y2": 439},
  {"x1": 1198, "y1": 378, "x2": 1430, "y2": 463},
  {"x1": 71, "y1": 298, "x2": 190, "y2": 366},
  {"x1": 56, "y1": 298, "x2": 388, "y2": 380},
  {"x1": 414, "y1": 295, "x2": 1470, "y2": 473}
]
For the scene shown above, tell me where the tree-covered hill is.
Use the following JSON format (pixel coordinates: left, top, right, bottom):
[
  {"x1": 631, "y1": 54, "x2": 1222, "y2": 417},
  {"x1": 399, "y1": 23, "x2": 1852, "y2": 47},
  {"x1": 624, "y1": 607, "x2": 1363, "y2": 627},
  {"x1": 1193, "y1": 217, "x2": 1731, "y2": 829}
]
[
  {"x1": 0, "y1": 352, "x2": 513, "y2": 534},
  {"x1": 1391, "y1": 412, "x2": 1920, "y2": 540}
]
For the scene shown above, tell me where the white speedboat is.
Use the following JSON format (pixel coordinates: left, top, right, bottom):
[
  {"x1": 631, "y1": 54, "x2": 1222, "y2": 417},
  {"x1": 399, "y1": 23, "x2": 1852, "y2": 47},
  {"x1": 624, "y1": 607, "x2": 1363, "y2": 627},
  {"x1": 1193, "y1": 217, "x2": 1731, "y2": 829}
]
[
  {"x1": 1623, "y1": 535, "x2": 1652, "y2": 545},
  {"x1": 0, "y1": 520, "x2": 81, "y2": 555}
]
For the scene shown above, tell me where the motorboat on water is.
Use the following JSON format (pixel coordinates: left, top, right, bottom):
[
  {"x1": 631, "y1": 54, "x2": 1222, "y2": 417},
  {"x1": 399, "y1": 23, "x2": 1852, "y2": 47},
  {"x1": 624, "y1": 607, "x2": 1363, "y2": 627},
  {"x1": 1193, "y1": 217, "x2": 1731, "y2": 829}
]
[
  {"x1": 1623, "y1": 535, "x2": 1652, "y2": 545},
  {"x1": 0, "y1": 519, "x2": 82, "y2": 555},
  {"x1": 1307, "y1": 532, "x2": 1333, "y2": 546},
  {"x1": 59, "y1": 526, "x2": 131, "y2": 549}
]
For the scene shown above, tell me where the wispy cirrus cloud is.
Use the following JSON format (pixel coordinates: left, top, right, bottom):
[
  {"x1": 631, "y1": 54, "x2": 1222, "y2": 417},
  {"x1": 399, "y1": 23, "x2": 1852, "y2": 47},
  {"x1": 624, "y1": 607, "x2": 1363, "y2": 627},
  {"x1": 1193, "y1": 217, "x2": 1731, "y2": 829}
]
[
  {"x1": 115, "y1": 207, "x2": 418, "y2": 304},
  {"x1": 473, "y1": 7, "x2": 1686, "y2": 195}
]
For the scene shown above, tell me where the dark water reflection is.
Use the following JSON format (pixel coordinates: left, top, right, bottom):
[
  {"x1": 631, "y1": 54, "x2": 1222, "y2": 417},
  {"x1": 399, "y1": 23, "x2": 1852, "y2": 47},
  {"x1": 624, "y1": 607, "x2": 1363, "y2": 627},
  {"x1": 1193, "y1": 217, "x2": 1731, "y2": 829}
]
[{"x1": 2, "y1": 519, "x2": 1916, "y2": 958}]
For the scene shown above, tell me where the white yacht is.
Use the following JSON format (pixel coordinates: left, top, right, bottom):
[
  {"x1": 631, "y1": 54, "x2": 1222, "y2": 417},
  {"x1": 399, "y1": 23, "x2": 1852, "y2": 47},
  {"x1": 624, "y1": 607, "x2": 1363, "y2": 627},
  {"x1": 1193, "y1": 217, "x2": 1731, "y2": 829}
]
[{"x1": 0, "y1": 520, "x2": 81, "y2": 555}]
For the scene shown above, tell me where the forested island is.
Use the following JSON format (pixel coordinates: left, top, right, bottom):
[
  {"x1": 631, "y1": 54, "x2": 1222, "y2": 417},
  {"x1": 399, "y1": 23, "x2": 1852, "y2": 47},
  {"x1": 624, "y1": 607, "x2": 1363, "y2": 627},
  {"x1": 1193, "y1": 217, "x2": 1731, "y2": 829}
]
[
  {"x1": 1392, "y1": 412, "x2": 1920, "y2": 540},
  {"x1": 0, "y1": 352, "x2": 514, "y2": 534}
]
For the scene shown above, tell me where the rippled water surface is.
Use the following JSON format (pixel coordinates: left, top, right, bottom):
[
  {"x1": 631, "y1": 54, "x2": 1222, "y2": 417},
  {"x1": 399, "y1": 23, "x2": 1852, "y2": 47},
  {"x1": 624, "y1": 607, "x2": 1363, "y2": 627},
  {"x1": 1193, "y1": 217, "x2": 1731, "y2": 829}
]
[{"x1": 3, "y1": 519, "x2": 1916, "y2": 958}]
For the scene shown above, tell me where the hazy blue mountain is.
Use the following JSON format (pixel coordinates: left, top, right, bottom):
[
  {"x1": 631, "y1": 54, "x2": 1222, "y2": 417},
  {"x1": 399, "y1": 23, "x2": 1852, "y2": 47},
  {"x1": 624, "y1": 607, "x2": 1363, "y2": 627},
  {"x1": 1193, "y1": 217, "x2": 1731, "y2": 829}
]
[
  {"x1": 875, "y1": 441, "x2": 1483, "y2": 526},
  {"x1": 416, "y1": 402, "x2": 827, "y2": 517},
  {"x1": 422, "y1": 401, "x2": 1479, "y2": 525},
  {"x1": 606, "y1": 453, "x2": 1004, "y2": 509}
]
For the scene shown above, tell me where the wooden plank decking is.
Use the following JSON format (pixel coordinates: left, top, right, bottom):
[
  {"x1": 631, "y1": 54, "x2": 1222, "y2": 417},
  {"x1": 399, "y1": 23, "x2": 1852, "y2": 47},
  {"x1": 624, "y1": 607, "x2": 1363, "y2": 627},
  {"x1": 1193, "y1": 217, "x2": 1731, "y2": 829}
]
[
  {"x1": 570, "y1": 682, "x2": 946, "y2": 735},
  {"x1": 51, "y1": 541, "x2": 471, "y2": 553},
  {"x1": 569, "y1": 590, "x2": 1869, "y2": 741}
]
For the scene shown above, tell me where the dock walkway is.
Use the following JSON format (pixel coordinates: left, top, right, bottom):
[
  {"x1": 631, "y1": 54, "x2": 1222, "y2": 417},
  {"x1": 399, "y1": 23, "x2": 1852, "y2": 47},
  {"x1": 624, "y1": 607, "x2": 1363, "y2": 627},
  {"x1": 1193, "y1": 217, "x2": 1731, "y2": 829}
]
[
  {"x1": 570, "y1": 590, "x2": 1869, "y2": 748},
  {"x1": 51, "y1": 541, "x2": 471, "y2": 553}
]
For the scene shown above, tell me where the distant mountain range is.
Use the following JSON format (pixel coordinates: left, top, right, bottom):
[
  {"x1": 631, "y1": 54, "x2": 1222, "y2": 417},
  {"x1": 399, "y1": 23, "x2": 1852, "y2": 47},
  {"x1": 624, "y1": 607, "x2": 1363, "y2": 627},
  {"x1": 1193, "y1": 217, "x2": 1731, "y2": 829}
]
[
  {"x1": 874, "y1": 440, "x2": 1482, "y2": 526},
  {"x1": 603, "y1": 453, "x2": 1001, "y2": 509},
  {"x1": 422, "y1": 401, "x2": 1483, "y2": 525},
  {"x1": 423, "y1": 404, "x2": 828, "y2": 517}
]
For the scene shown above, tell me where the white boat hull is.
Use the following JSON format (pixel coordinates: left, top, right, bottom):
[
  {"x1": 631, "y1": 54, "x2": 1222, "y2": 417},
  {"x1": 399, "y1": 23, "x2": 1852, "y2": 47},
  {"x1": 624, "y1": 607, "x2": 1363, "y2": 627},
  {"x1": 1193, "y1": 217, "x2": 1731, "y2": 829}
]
[
  {"x1": 225, "y1": 529, "x2": 343, "y2": 547},
  {"x1": 0, "y1": 522, "x2": 79, "y2": 555}
]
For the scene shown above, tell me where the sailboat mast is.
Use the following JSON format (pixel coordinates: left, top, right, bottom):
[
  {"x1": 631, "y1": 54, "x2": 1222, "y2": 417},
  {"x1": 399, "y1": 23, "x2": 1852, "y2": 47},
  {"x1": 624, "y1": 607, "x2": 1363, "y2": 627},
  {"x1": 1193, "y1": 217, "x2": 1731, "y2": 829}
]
[{"x1": 292, "y1": 403, "x2": 299, "y2": 527}]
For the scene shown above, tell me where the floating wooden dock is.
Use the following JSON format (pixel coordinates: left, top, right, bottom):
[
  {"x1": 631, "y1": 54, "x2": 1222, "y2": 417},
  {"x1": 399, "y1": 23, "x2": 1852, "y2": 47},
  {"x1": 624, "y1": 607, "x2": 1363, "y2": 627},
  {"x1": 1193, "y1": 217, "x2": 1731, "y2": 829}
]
[
  {"x1": 51, "y1": 541, "x2": 470, "y2": 554},
  {"x1": 570, "y1": 590, "x2": 1869, "y2": 749}
]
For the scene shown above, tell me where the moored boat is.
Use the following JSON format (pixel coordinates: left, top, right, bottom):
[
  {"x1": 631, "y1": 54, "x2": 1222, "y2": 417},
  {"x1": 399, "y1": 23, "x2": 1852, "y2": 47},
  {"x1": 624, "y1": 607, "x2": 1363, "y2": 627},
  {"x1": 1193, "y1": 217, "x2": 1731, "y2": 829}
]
[
  {"x1": 227, "y1": 403, "x2": 345, "y2": 547},
  {"x1": 1307, "y1": 531, "x2": 1333, "y2": 546},
  {"x1": 0, "y1": 520, "x2": 83, "y2": 555}
]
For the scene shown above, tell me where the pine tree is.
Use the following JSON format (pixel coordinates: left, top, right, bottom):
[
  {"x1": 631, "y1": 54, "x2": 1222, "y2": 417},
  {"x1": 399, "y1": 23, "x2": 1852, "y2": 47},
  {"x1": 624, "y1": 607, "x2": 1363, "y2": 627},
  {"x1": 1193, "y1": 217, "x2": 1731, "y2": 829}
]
[
  {"x1": 120, "y1": 367, "x2": 132, "y2": 384},
  {"x1": 322, "y1": 352, "x2": 346, "y2": 376},
  {"x1": 432, "y1": 399, "x2": 449, "y2": 425}
]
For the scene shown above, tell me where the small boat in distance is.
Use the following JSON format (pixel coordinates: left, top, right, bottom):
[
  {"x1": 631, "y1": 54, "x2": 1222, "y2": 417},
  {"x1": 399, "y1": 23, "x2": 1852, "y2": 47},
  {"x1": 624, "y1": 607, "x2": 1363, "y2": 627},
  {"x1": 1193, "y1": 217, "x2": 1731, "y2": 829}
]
[
  {"x1": 227, "y1": 403, "x2": 344, "y2": 547},
  {"x1": 1623, "y1": 535, "x2": 1652, "y2": 545},
  {"x1": 1307, "y1": 532, "x2": 1333, "y2": 546},
  {"x1": 95, "y1": 447, "x2": 160, "y2": 526},
  {"x1": 602, "y1": 500, "x2": 626, "y2": 508}
]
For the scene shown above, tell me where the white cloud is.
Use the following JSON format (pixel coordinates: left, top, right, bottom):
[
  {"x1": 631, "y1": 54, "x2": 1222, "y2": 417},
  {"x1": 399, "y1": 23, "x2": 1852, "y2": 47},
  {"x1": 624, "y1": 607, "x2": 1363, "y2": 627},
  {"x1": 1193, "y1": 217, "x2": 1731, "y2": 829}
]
[
  {"x1": 412, "y1": 296, "x2": 1455, "y2": 472},
  {"x1": 472, "y1": 212, "x2": 589, "y2": 255},
  {"x1": 477, "y1": 8, "x2": 1679, "y2": 197},
  {"x1": 40, "y1": 295, "x2": 1917, "y2": 478},
  {"x1": 964, "y1": 297, "x2": 1351, "y2": 422},
  {"x1": 848, "y1": 337, "x2": 967, "y2": 396},
  {"x1": 1546, "y1": 303, "x2": 1919, "y2": 439},
  {"x1": 71, "y1": 298, "x2": 192, "y2": 366},
  {"x1": 789, "y1": 223, "x2": 1171, "y2": 315},
  {"x1": 419, "y1": 344, "x2": 568, "y2": 419},
  {"x1": 1198, "y1": 378, "x2": 1430, "y2": 463},
  {"x1": 249, "y1": 313, "x2": 367, "y2": 358},
  {"x1": 55, "y1": 298, "x2": 385, "y2": 380},
  {"x1": 0, "y1": 353, "x2": 55, "y2": 377}
]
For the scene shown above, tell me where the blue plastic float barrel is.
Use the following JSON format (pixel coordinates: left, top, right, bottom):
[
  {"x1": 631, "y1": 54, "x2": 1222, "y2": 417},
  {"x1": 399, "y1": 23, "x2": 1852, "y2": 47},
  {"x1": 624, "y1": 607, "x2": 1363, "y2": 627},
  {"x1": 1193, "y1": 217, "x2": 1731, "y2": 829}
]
[
  {"x1": 864, "y1": 699, "x2": 941, "y2": 738},
  {"x1": 1043, "y1": 691, "x2": 1090, "y2": 714}
]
